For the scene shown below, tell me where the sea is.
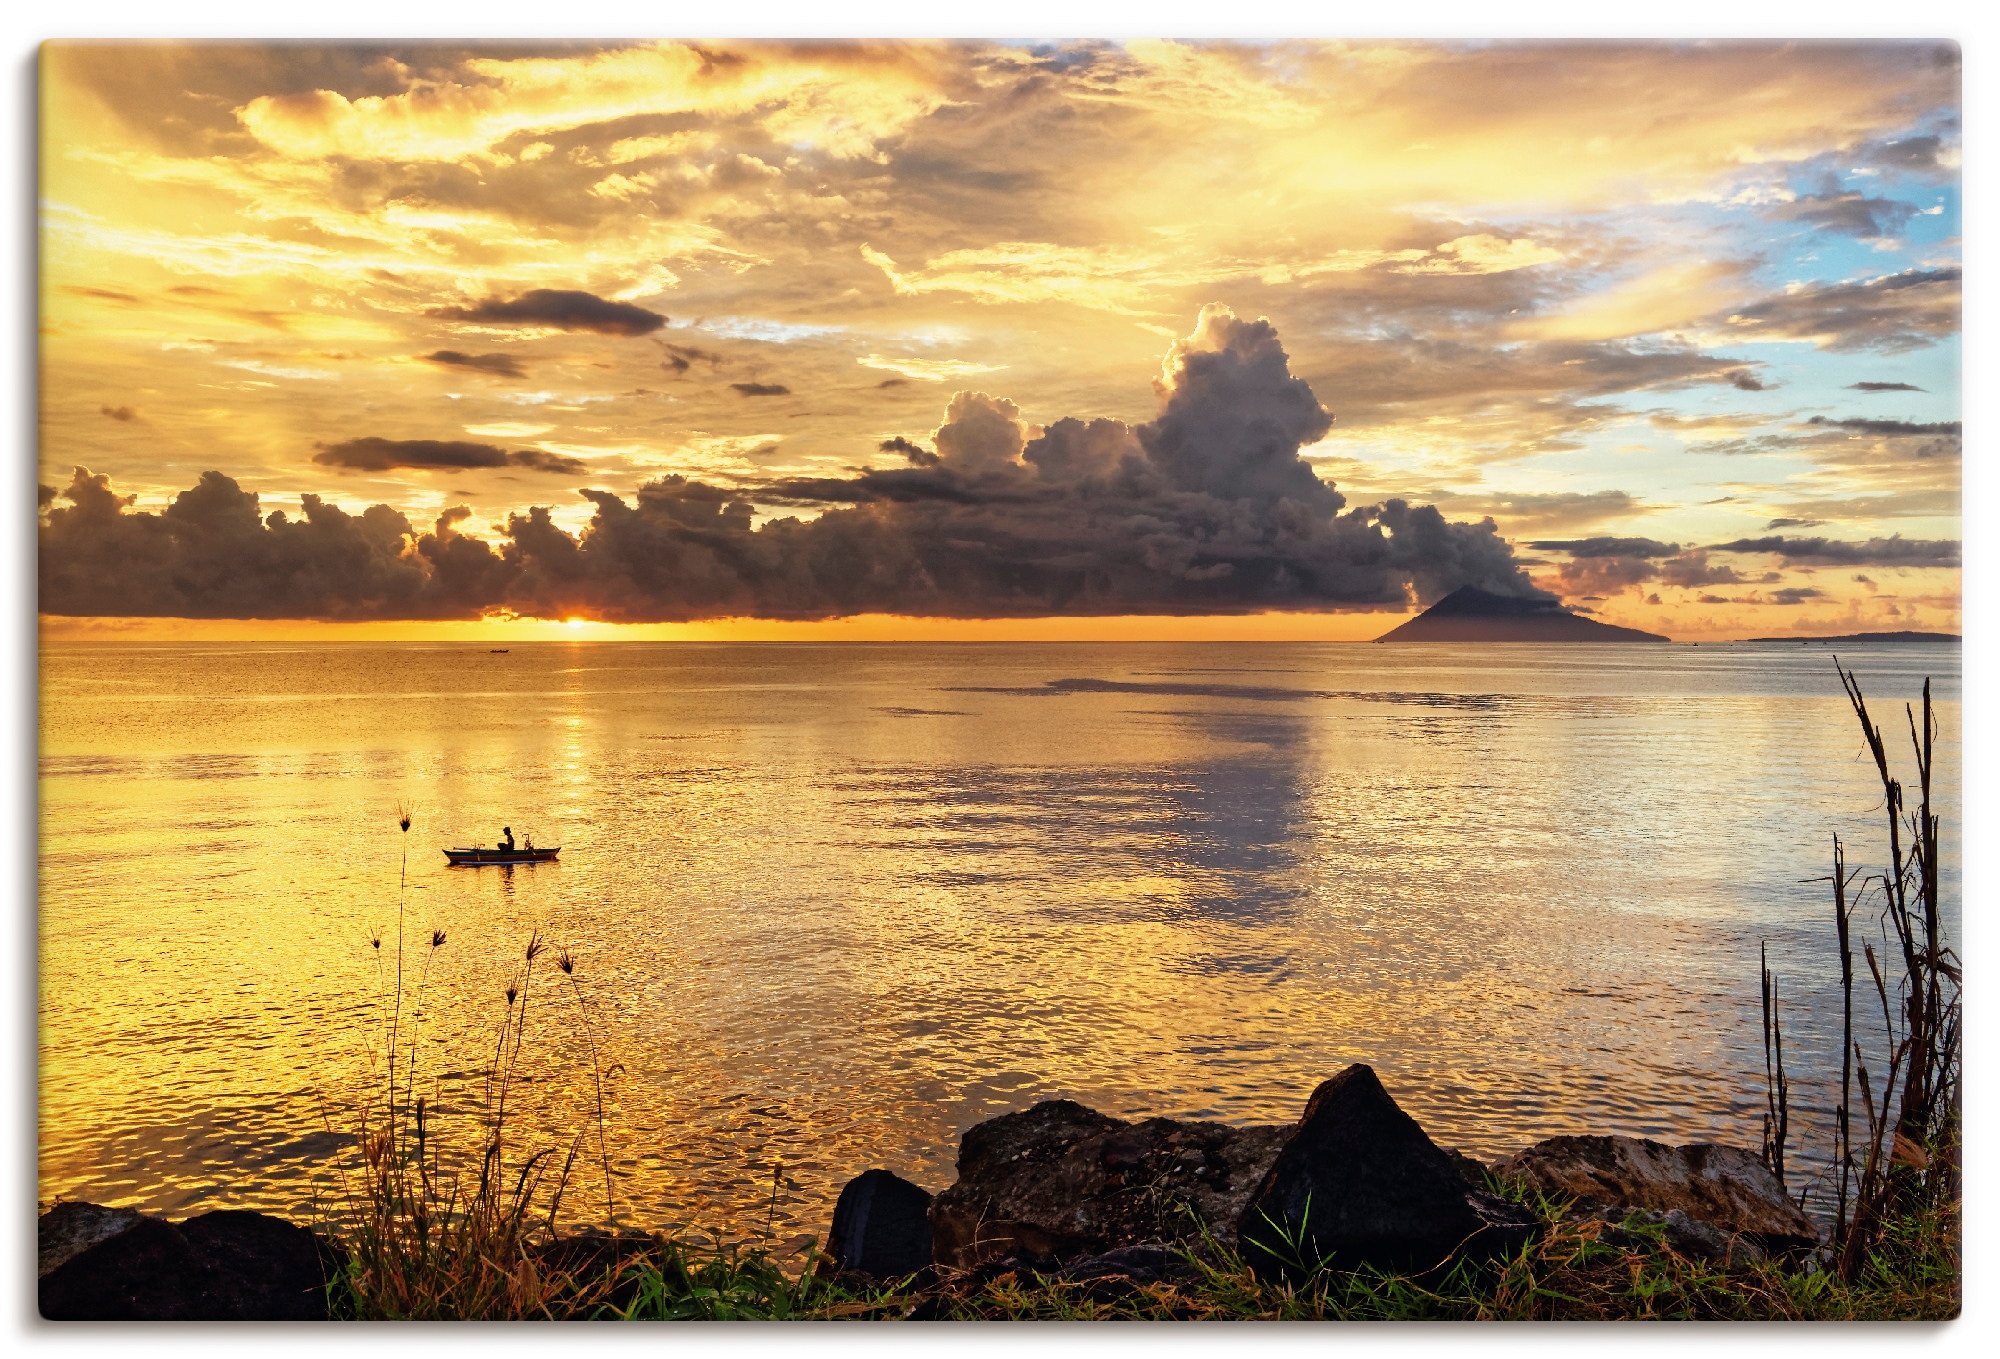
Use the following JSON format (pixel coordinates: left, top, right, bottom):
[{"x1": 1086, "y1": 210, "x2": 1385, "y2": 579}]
[{"x1": 37, "y1": 640, "x2": 1960, "y2": 1237}]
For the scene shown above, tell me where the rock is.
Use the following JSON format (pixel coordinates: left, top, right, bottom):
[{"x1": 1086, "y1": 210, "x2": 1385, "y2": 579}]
[
  {"x1": 39, "y1": 1211, "x2": 213, "y2": 1320},
  {"x1": 38, "y1": 1202, "x2": 144, "y2": 1279},
  {"x1": 1236, "y1": 1065, "x2": 1538, "y2": 1281},
  {"x1": 1491, "y1": 1135, "x2": 1819, "y2": 1252},
  {"x1": 1440, "y1": 1146, "x2": 1491, "y2": 1188},
  {"x1": 825, "y1": 1169, "x2": 934, "y2": 1280},
  {"x1": 1058, "y1": 1243, "x2": 1176, "y2": 1283},
  {"x1": 535, "y1": 1228, "x2": 664, "y2": 1310},
  {"x1": 1568, "y1": 1206, "x2": 1769, "y2": 1267},
  {"x1": 38, "y1": 1203, "x2": 338, "y2": 1320},
  {"x1": 179, "y1": 1211, "x2": 341, "y2": 1320},
  {"x1": 929, "y1": 1099, "x2": 1289, "y2": 1270}
]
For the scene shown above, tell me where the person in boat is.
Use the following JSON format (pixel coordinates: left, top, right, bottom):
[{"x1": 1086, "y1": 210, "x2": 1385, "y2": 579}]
[{"x1": 499, "y1": 826, "x2": 515, "y2": 853}]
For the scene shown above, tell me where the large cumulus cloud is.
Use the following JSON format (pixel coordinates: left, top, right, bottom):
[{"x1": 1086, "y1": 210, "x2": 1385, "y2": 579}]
[{"x1": 41, "y1": 307, "x2": 1553, "y2": 622}]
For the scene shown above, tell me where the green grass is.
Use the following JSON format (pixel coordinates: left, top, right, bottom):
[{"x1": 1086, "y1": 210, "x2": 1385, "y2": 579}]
[{"x1": 323, "y1": 1178, "x2": 1958, "y2": 1321}]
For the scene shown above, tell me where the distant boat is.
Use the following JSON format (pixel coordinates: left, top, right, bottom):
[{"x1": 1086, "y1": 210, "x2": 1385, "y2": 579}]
[
  {"x1": 444, "y1": 845, "x2": 560, "y2": 866},
  {"x1": 490, "y1": 649, "x2": 510, "y2": 653}
]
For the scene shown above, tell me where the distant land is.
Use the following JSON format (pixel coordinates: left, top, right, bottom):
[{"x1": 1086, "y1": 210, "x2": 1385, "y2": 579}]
[
  {"x1": 1375, "y1": 585, "x2": 1670, "y2": 643},
  {"x1": 1740, "y1": 631, "x2": 1961, "y2": 644}
]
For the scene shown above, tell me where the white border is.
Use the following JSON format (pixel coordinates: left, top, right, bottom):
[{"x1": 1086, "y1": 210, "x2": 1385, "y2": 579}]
[{"x1": 7, "y1": 4, "x2": 1989, "y2": 1357}]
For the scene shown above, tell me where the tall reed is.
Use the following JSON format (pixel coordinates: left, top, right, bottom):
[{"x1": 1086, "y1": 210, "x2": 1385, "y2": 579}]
[
  {"x1": 325, "y1": 817, "x2": 623, "y2": 1319},
  {"x1": 1817, "y1": 663, "x2": 1959, "y2": 1281}
]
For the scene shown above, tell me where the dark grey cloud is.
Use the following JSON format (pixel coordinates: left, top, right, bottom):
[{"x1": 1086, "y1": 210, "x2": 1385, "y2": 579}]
[
  {"x1": 879, "y1": 435, "x2": 938, "y2": 466},
  {"x1": 730, "y1": 382, "x2": 791, "y2": 396},
  {"x1": 1765, "y1": 517, "x2": 1827, "y2": 529},
  {"x1": 100, "y1": 405, "x2": 137, "y2": 422},
  {"x1": 1849, "y1": 381, "x2": 1924, "y2": 392},
  {"x1": 41, "y1": 309, "x2": 1558, "y2": 622},
  {"x1": 659, "y1": 342, "x2": 724, "y2": 373},
  {"x1": 312, "y1": 437, "x2": 583, "y2": 475},
  {"x1": 1869, "y1": 134, "x2": 1942, "y2": 168},
  {"x1": 1545, "y1": 555, "x2": 1659, "y2": 595},
  {"x1": 422, "y1": 349, "x2": 526, "y2": 378},
  {"x1": 1806, "y1": 416, "x2": 1960, "y2": 437},
  {"x1": 1705, "y1": 534, "x2": 1960, "y2": 566},
  {"x1": 430, "y1": 288, "x2": 667, "y2": 336},
  {"x1": 1769, "y1": 587, "x2": 1822, "y2": 605},
  {"x1": 1715, "y1": 267, "x2": 1959, "y2": 353},
  {"x1": 506, "y1": 449, "x2": 589, "y2": 475},
  {"x1": 1657, "y1": 551, "x2": 1757, "y2": 589},
  {"x1": 37, "y1": 466, "x2": 504, "y2": 620},
  {"x1": 1526, "y1": 537, "x2": 1680, "y2": 558},
  {"x1": 1728, "y1": 369, "x2": 1770, "y2": 391},
  {"x1": 1767, "y1": 181, "x2": 1919, "y2": 238}
]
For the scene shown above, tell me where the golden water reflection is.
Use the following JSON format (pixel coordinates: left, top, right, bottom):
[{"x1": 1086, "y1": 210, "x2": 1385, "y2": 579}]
[{"x1": 38, "y1": 642, "x2": 1959, "y2": 1236}]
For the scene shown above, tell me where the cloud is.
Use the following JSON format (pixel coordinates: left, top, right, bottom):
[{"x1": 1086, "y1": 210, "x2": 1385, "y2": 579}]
[
  {"x1": 506, "y1": 449, "x2": 589, "y2": 475},
  {"x1": 38, "y1": 466, "x2": 497, "y2": 620},
  {"x1": 1768, "y1": 587, "x2": 1822, "y2": 605},
  {"x1": 1526, "y1": 536, "x2": 1680, "y2": 558},
  {"x1": 858, "y1": 352, "x2": 1006, "y2": 381},
  {"x1": 1432, "y1": 490, "x2": 1652, "y2": 534},
  {"x1": 1656, "y1": 551, "x2": 1754, "y2": 589},
  {"x1": 1544, "y1": 555, "x2": 1659, "y2": 595},
  {"x1": 659, "y1": 342, "x2": 724, "y2": 373},
  {"x1": 1848, "y1": 381, "x2": 1924, "y2": 392},
  {"x1": 1765, "y1": 517, "x2": 1826, "y2": 529},
  {"x1": 1705, "y1": 534, "x2": 1960, "y2": 566},
  {"x1": 312, "y1": 436, "x2": 583, "y2": 474},
  {"x1": 1806, "y1": 416, "x2": 1960, "y2": 437},
  {"x1": 1868, "y1": 134, "x2": 1942, "y2": 168},
  {"x1": 422, "y1": 350, "x2": 527, "y2": 378},
  {"x1": 100, "y1": 405, "x2": 138, "y2": 421},
  {"x1": 730, "y1": 382, "x2": 792, "y2": 396},
  {"x1": 1728, "y1": 369, "x2": 1770, "y2": 391},
  {"x1": 1716, "y1": 267, "x2": 1959, "y2": 352},
  {"x1": 42, "y1": 308, "x2": 1557, "y2": 622},
  {"x1": 879, "y1": 435, "x2": 938, "y2": 466},
  {"x1": 430, "y1": 288, "x2": 667, "y2": 336},
  {"x1": 1766, "y1": 181, "x2": 1919, "y2": 238}
]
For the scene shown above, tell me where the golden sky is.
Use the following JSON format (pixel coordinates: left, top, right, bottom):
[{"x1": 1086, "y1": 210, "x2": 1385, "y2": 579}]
[{"x1": 38, "y1": 39, "x2": 1961, "y2": 641}]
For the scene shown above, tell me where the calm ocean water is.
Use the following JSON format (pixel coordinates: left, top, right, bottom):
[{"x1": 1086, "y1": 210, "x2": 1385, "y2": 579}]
[{"x1": 38, "y1": 640, "x2": 1959, "y2": 1236}]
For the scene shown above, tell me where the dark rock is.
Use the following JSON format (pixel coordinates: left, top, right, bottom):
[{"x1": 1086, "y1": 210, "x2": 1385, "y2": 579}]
[
  {"x1": 38, "y1": 1202, "x2": 144, "y2": 1278},
  {"x1": 1491, "y1": 1135, "x2": 1819, "y2": 1252},
  {"x1": 1059, "y1": 1243, "x2": 1172, "y2": 1283},
  {"x1": 1567, "y1": 1205, "x2": 1768, "y2": 1267},
  {"x1": 535, "y1": 1228, "x2": 664, "y2": 1309},
  {"x1": 1441, "y1": 1146, "x2": 1491, "y2": 1188},
  {"x1": 825, "y1": 1169, "x2": 934, "y2": 1280},
  {"x1": 39, "y1": 1203, "x2": 338, "y2": 1320},
  {"x1": 929, "y1": 1099, "x2": 1289, "y2": 1270},
  {"x1": 179, "y1": 1211, "x2": 340, "y2": 1321},
  {"x1": 40, "y1": 1212, "x2": 214, "y2": 1320},
  {"x1": 1236, "y1": 1065, "x2": 1539, "y2": 1280}
]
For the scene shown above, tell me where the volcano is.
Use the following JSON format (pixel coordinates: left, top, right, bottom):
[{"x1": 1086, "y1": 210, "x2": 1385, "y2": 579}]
[{"x1": 1374, "y1": 586, "x2": 1670, "y2": 643}]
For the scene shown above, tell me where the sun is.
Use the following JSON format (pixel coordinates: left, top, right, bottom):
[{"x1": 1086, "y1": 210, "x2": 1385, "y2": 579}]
[{"x1": 564, "y1": 617, "x2": 587, "y2": 629}]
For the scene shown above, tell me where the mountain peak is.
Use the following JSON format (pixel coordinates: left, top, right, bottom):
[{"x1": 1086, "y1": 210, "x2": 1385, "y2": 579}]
[{"x1": 1375, "y1": 585, "x2": 1670, "y2": 643}]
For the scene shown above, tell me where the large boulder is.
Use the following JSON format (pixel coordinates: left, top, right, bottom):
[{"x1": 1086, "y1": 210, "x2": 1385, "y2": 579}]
[
  {"x1": 38, "y1": 1202, "x2": 338, "y2": 1320},
  {"x1": 824, "y1": 1169, "x2": 934, "y2": 1280},
  {"x1": 1490, "y1": 1135, "x2": 1820, "y2": 1252},
  {"x1": 1236, "y1": 1065, "x2": 1538, "y2": 1281},
  {"x1": 929, "y1": 1099, "x2": 1289, "y2": 1270}
]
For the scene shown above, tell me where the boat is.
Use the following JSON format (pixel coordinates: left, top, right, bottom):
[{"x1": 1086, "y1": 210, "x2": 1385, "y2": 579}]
[{"x1": 444, "y1": 845, "x2": 560, "y2": 866}]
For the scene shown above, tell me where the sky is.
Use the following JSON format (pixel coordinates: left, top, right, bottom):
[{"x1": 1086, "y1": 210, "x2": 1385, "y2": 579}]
[{"x1": 37, "y1": 38, "x2": 1962, "y2": 641}]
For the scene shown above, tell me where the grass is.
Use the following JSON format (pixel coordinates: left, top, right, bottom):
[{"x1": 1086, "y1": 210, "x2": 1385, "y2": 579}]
[{"x1": 320, "y1": 1173, "x2": 1960, "y2": 1321}]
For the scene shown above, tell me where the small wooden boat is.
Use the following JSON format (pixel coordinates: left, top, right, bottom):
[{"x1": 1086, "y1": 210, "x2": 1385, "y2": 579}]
[{"x1": 444, "y1": 846, "x2": 560, "y2": 866}]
